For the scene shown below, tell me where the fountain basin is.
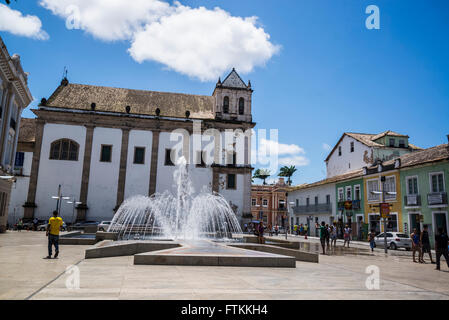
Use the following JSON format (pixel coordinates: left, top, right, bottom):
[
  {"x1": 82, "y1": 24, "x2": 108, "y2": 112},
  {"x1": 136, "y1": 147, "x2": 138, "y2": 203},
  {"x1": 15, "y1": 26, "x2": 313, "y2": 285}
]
[
  {"x1": 134, "y1": 241, "x2": 296, "y2": 268},
  {"x1": 85, "y1": 240, "x2": 297, "y2": 268}
]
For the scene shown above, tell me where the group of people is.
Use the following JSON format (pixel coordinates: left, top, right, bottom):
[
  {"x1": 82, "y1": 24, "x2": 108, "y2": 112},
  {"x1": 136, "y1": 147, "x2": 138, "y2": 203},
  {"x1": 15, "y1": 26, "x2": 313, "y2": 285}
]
[
  {"x1": 411, "y1": 226, "x2": 449, "y2": 271},
  {"x1": 318, "y1": 222, "x2": 352, "y2": 255},
  {"x1": 293, "y1": 224, "x2": 309, "y2": 238}
]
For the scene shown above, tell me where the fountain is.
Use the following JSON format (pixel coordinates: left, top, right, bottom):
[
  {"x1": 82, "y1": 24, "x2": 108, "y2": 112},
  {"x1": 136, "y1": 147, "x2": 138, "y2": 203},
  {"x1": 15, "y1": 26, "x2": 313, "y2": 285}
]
[
  {"x1": 84, "y1": 157, "x2": 314, "y2": 268},
  {"x1": 108, "y1": 157, "x2": 242, "y2": 241}
]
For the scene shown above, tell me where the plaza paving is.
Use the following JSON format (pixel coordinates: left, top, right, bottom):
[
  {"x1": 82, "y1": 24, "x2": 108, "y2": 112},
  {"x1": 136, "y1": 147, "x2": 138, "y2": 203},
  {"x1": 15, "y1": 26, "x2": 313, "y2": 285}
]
[{"x1": 0, "y1": 231, "x2": 448, "y2": 300}]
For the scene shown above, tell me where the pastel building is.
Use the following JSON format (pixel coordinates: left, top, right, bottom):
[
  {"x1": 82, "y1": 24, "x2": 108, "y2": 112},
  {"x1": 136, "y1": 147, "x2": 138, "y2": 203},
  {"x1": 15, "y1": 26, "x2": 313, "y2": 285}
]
[{"x1": 396, "y1": 142, "x2": 449, "y2": 242}]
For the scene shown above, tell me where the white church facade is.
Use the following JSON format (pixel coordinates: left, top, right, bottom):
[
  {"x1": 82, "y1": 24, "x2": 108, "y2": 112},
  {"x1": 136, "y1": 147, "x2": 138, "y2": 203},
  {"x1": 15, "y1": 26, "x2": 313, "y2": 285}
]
[{"x1": 11, "y1": 70, "x2": 255, "y2": 224}]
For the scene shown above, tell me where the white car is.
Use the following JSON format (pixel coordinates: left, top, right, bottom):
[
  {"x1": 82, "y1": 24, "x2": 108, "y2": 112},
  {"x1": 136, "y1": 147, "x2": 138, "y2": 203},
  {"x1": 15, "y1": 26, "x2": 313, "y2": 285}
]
[
  {"x1": 98, "y1": 221, "x2": 112, "y2": 232},
  {"x1": 375, "y1": 232, "x2": 412, "y2": 251}
]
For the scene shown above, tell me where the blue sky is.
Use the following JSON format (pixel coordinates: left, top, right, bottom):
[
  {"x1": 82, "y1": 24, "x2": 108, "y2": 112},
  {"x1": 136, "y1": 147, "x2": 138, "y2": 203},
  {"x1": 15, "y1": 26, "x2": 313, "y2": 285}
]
[{"x1": 1, "y1": 0, "x2": 448, "y2": 185}]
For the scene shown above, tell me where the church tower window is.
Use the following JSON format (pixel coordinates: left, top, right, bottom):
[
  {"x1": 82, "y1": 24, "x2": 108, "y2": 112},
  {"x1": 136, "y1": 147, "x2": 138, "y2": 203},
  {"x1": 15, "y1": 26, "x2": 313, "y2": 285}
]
[
  {"x1": 223, "y1": 96, "x2": 230, "y2": 114},
  {"x1": 239, "y1": 98, "x2": 245, "y2": 115}
]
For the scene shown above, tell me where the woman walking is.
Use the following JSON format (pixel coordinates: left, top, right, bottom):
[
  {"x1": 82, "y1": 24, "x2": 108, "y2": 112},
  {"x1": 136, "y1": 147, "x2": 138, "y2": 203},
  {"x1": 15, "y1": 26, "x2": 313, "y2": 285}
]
[
  {"x1": 411, "y1": 228, "x2": 423, "y2": 263},
  {"x1": 368, "y1": 229, "x2": 376, "y2": 253}
]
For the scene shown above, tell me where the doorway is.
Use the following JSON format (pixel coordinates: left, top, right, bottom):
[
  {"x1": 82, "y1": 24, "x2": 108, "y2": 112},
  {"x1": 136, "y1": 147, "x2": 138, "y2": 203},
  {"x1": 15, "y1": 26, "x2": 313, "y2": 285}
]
[
  {"x1": 409, "y1": 213, "x2": 421, "y2": 235},
  {"x1": 433, "y1": 212, "x2": 448, "y2": 235},
  {"x1": 369, "y1": 214, "x2": 381, "y2": 235}
]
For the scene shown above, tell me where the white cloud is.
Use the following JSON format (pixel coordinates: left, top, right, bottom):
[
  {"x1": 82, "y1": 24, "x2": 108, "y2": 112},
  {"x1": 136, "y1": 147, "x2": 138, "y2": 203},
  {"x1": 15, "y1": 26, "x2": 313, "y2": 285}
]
[
  {"x1": 39, "y1": 0, "x2": 279, "y2": 81},
  {"x1": 322, "y1": 143, "x2": 332, "y2": 151},
  {"x1": 279, "y1": 155, "x2": 310, "y2": 167},
  {"x1": 39, "y1": 0, "x2": 171, "y2": 41},
  {"x1": 0, "y1": 4, "x2": 49, "y2": 40},
  {"x1": 129, "y1": 4, "x2": 280, "y2": 81},
  {"x1": 256, "y1": 138, "x2": 309, "y2": 170},
  {"x1": 259, "y1": 138, "x2": 305, "y2": 157}
]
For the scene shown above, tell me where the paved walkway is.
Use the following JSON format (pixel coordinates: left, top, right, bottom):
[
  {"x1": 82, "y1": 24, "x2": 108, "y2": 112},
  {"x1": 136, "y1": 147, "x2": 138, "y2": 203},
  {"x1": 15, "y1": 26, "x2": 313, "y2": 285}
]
[{"x1": 0, "y1": 231, "x2": 448, "y2": 300}]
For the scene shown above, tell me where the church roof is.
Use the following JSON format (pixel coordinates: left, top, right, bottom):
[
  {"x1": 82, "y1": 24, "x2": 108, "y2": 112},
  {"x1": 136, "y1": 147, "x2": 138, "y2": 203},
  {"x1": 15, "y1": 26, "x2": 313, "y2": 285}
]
[
  {"x1": 45, "y1": 83, "x2": 216, "y2": 120},
  {"x1": 220, "y1": 69, "x2": 249, "y2": 89}
]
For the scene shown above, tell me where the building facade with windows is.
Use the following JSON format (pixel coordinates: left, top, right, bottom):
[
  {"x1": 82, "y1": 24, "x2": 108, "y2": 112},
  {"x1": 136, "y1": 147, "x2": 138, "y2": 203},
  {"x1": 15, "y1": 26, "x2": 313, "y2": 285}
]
[
  {"x1": 363, "y1": 162, "x2": 403, "y2": 234},
  {"x1": 0, "y1": 37, "x2": 32, "y2": 232},
  {"x1": 336, "y1": 177, "x2": 366, "y2": 239},
  {"x1": 325, "y1": 131, "x2": 420, "y2": 178},
  {"x1": 290, "y1": 181, "x2": 336, "y2": 237},
  {"x1": 397, "y1": 142, "x2": 449, "y2": 246},
  {"x1": 15, "y1": 69, "x2": 255, "y2": 224},
  {"x1": 250, "y1": 179, "x2": 289, "y2": 227}
]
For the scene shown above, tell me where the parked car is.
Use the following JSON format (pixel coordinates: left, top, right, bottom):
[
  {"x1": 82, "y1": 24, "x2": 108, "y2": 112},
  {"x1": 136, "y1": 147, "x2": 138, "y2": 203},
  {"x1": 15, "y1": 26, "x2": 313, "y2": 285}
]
[
  {"x1": 374, "y1": 232, "x2": 412, "y2": 251},
  {"x1": 74, "y1": 221, "x2": 99, "y2": 227},
  {"x1": 38, "y1": 222, "x2": 67, "y2": 232},
  {"x1": 98, "y1": 221, "x2": 112, "y2": 232}
]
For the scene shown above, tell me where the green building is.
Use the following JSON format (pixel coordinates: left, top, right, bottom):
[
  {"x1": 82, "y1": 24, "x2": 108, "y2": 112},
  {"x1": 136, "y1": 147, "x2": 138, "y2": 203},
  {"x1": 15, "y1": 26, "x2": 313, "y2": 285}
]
[
  {"x1": 396, "y1": 143, "x2": 449, "y2": 246},
  {"x1": 335, "y1": 177, "x2": 365, "y2": 239}
]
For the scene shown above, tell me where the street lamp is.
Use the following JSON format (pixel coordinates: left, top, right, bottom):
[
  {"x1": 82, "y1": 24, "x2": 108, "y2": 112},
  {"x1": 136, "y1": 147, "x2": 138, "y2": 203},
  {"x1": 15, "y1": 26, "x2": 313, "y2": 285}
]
[
  {"x1": 286, "y1": 201, "x2": 295, "y2": 240},
  {"x1": 371, "y1": 184, "x2": 397, "y2": 254},
  {"x1": 64, "y1": 197, "x2": 82, "y2": 226}
]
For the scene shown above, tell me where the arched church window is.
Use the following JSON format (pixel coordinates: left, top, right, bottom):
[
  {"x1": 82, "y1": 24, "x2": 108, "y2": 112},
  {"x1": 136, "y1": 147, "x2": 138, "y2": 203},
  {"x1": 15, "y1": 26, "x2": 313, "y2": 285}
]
[
  {"x1": 223, "y1": 96, "x2": 230, "y2": 114},
  {"x1": 50, "y1": 139, "x2": 79, "y2": 161},
  {"x1": 239, "y1": 98, "x2": 245, "y2": 115}
]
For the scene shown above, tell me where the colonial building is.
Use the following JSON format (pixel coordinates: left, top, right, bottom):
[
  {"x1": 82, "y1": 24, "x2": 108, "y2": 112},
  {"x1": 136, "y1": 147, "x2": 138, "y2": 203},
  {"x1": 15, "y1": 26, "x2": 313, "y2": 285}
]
[
  {"x1": 325, "y1": 131, "x2": 421, "y2": 178},
  {"x1": 251, "y1": 178, "x2": 289, "y2": 227},
  {"x1": 0, "y1": 36, "x2": 32, "y2": 232},
  {"x1": 15, "y1": 69, "x2": 255, "y2": 224}
]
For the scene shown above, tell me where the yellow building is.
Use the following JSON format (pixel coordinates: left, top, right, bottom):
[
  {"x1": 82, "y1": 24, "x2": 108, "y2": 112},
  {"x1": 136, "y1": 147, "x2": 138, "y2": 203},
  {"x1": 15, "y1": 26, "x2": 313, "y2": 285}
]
[{"x1": 363, "y1": 161, "x2": 403, "y2": 234}]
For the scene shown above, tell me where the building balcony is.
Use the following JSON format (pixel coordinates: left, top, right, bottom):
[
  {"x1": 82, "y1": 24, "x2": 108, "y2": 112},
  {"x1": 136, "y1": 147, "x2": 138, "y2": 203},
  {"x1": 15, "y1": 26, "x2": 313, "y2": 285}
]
[
  {"x1": 404, "y1": 195, "x2": 421, "y2": 207},
  {"x1": 293, "y1": 203, "x2": 332, "y2": 215},
  {"x1": 338, "y1": 200, "x2": 361, "y2": 211},
  {"x1": 427, "y1": 192, "x2": 448, "y2": 206}
]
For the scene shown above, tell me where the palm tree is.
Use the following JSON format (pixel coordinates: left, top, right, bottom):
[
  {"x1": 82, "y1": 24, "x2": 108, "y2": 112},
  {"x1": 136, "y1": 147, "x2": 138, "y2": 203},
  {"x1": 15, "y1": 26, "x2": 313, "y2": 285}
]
[
  {"x1": 252, "y1": 169, "x2": 271, "y2": 185},
  {"x1": 279, "y1": 166, "x2": 298, "y2": 186}
]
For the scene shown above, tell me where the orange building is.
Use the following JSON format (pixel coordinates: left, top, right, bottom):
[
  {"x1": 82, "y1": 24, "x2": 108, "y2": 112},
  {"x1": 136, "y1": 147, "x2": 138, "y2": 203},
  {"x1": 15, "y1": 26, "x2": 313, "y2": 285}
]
[{"x1": 251, "y1": 179, "x2": 290, "y2": 227}]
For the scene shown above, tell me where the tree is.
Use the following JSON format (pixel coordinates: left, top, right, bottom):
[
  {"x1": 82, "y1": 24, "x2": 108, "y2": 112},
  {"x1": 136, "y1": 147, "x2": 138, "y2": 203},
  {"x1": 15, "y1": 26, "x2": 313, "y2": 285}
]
[
  {"x1": 279, "y1": 166, "x2": 298, "y2": 186},
  {"x1": 252, "y1": 169, "x2": 271, "y2": 185}
]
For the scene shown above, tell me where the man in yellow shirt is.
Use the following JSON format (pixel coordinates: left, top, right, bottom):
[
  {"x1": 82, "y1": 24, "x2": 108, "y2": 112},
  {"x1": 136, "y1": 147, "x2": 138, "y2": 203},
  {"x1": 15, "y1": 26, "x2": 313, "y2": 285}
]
[{"x1": 46, "y1": 211, "x2": 64, "y2": 259}]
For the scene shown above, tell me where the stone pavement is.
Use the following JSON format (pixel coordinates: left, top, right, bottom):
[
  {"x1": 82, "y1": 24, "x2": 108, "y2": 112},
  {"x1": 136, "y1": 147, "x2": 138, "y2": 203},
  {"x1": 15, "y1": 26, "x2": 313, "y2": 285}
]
[{"x1": 0, "y1": 231, "x2": 448, "y2": 300}]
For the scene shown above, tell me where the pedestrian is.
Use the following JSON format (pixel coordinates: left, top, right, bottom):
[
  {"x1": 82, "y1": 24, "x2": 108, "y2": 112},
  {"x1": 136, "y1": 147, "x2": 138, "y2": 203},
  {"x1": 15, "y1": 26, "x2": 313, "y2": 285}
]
[
  {"x1": 368, "y1": 229, "x2": 376, "y2": 253},
  {"x1": 411, "y1": 228, "x2": 423, "y2": 263},
  {"x1": 435, "y1": 228, "x2": 449, "y2": 271},
  {"x1": 33, "y1": 217, "x2": 39, "y2": 231},
  {"x1": 299, "y1": 224, "x2": 304, "y2": 236},
  {"x1": 325, "y1": 224, "x2": 330, "y2": 251},
  {"x1": 319, "y1": 221, "x2": 327, "y2": 255},
  {"x1": 304, "y1": 224, "x2": 308, "y2": 240},
  {"x1": 258, "y1": 222, "x2": 265, "y2": 244},
  {"x1": 274, "y1": 225, "x2": 279, "y2": 236},
  {"x1": 420, "y1": 225, "x2": 435, "y2": 264},
  {"x1": 268, "y1": 224, "x2": 273, "y2": 237},
  {"x1": 330, "y1": 225, "x2": 337, "y2": 248},
  {"x1": 17, "y1": 219, "x2": 23, "y2": 232},
  {"x1": 45, "y1": 211, "x2": 64, "y2": 259},
  {"x1": 343, "y1": 224, "x2": 352, "y2": 248}
]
